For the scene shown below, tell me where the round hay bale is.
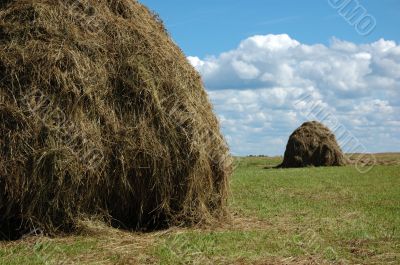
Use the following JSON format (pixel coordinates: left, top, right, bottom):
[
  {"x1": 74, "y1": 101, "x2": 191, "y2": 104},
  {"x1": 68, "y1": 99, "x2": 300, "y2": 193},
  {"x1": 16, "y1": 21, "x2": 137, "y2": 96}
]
[
  {"x1": 279, "y1": 121, "x2": 346, "y2": 168},
  {"x1": 0, "y1": 0, "x2": 231, "y2": 237}
]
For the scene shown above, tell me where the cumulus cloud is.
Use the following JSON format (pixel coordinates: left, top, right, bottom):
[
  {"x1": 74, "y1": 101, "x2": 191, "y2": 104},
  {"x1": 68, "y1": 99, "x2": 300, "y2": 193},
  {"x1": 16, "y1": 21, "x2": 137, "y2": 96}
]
[{"x1": 188, "y1": 34, "x2": 400, "y2": 155}]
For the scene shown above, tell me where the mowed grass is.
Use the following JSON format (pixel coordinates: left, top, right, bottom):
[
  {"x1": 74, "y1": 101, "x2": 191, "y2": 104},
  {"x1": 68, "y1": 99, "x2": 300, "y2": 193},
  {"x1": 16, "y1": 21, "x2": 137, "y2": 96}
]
[
  {"x1": 229, "y1": 157, "x2": 400, "y2": 263},
  {"x1": 1, "y1": 156, "x2": 399, "y2": 264}
]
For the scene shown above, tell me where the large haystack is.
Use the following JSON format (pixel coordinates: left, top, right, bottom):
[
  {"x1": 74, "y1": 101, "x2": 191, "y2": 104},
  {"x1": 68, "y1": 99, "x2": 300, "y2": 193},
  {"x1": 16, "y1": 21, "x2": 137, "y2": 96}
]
[
  {"x1": 0, "y1": 0, "x2": 231, "y2": 237},
  {"x1": 279, "y1": 121, "x2": 346, "y2": 168}
]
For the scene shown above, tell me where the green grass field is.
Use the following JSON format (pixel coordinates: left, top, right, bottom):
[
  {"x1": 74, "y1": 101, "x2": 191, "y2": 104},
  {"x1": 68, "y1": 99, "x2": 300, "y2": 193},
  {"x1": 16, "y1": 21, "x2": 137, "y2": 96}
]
[{"x1": 1, "y1": 156, "x2": 399, "y2": 264}]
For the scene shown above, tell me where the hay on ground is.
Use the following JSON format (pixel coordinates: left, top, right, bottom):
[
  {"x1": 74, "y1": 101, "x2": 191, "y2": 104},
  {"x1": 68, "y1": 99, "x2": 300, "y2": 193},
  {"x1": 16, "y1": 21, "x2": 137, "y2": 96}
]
[
  {"x1": 0, "y1": 0, "x2": 231, "y2": 238},
  {"x1": 278, "y1": 121, "x2": 346, "y2": 168}
]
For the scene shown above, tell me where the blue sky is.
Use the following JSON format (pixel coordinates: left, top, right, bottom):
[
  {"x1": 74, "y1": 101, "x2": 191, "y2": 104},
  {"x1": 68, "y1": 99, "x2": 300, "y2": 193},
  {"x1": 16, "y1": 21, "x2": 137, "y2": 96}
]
[
  {"x1": 141, "y1": 0, "x2": 400, "y2": 156},
  {"x1": 142, "y1": 0, "x2": 399, "y2": 57}
]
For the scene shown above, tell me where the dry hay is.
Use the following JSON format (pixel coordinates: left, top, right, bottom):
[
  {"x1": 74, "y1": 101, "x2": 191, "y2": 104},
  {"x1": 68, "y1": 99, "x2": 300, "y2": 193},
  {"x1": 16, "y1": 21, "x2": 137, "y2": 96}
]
[
  {"x1": 0, "y1": 0, "x2": 231, "y2": 238},
  {"x1": 279, "y1": 121, "x2": 346, "y2": 168}
]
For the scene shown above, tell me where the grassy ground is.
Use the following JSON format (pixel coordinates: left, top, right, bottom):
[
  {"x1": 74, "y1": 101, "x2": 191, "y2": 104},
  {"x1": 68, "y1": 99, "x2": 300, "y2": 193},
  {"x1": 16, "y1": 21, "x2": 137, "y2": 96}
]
[{"x1": 1, "y1": 156, "x2": 399, "y2": 264}]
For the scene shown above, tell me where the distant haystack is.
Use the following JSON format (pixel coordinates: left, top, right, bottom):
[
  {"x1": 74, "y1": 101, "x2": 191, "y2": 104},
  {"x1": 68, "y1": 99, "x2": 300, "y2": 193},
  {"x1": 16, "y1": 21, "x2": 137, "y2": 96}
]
[
  {"x1": 0, "y1": 0, "x2": 231, "y2": 238},
  {"x1": 279, "y1": 121, "x2": 346, "y2": 168}
]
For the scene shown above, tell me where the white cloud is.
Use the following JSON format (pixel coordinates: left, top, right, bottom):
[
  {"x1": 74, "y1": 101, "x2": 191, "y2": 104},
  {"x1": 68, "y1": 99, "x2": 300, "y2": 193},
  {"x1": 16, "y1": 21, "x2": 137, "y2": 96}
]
[
  {"x1": 232, "y1": 60, "x2": 260, "y2": 79},
  {"x1": 353, "y1": 99, "x2": 393, "y2": 115},
  {"x1": 239, "y1": 34, "x2": 300, "y2": 52},
  {"x1": 189, "y1": 34, "x2": 400, "y2": 155}
]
